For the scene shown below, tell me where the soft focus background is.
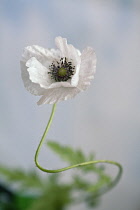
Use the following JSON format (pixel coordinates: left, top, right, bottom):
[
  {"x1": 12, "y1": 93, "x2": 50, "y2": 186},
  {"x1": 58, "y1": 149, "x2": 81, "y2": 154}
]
[{"x1": 0, "y1": 0, "x2": 140, "y2": 209}]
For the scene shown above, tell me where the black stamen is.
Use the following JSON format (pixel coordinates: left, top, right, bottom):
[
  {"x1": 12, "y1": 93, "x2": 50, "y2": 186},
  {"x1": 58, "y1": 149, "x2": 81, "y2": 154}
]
[{"x1": 48, "y1": 57, "x2": 75, "y2": 82}]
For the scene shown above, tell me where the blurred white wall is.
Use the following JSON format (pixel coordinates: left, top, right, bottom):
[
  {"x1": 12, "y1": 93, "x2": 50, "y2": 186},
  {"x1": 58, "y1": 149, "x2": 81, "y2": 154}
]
[{"x1": 0, "y1": 0, "x2": 140, "y2": 210}]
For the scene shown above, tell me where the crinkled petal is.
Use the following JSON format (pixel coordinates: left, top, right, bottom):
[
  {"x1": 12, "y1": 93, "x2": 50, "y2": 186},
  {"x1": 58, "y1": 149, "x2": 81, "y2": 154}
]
[
  {"x1": 77, "y1": 47, "x2": 96, "y2": 91},
  {"x1": 20, "y1": 61, "x2": 46, "y2": 95},
  {"x1": 55, "y1": 37, "x2": 69, "y2": 58},
  {"x1": 26, "y1": 57, "x2": 52, "y2": 89},
  {"x1": 21, "y1": 38, "x2": 97, "y2": 104},
  {"x1": 48, "y1": 82, "x2": 73, "y2": 89},
  {"x1": 21, "y1": 45, "x2": 60, "y2": 68},
  {"x1": 70, "y1": 63, "x2": 80, "y2": 87},
  {"x1": 21, "y1": 45, "x2": 61, "y2": 95},
  {"x1": 55, "y1": 36, "x2": 80, "y2": 65},
  {"x1": 37, "y1": 87, "x2": 81, "y2": 105}
]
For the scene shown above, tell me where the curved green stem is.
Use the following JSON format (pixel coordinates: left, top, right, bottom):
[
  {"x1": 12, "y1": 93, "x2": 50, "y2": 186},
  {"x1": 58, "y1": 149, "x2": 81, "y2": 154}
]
[{"x1": 35, "y1": 103, "x2": 123, "y2": 196}]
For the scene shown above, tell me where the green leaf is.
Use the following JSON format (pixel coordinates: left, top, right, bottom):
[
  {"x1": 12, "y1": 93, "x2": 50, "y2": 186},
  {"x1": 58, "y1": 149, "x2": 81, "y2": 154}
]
[
  {"x1": 47, "y1": 141, "x2": 86, "y2": 165},
  {"x1": 0, "y1": 166, "x2": 43, "y2": 191},
  {"x1": 47, "y1": 141, "x2": 111, "y2": 194},
  {"x1": 28, "y1": 174, "x2": 73, "y2": 210},
  {"x1": 0, "y1": 142, "x2": 113, "y2": 210},
  {"x1": 47, "y1": 141, "x2": 110, "y2": 176},
  {"x1": 13, "y1": 194, "x2": 36, "y2": 210}
]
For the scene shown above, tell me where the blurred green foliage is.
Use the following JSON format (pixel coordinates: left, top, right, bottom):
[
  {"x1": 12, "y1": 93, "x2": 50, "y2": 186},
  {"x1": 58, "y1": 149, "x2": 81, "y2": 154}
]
[{"x1": 0, "y1": 141, "x2": 111, "y2": 210}]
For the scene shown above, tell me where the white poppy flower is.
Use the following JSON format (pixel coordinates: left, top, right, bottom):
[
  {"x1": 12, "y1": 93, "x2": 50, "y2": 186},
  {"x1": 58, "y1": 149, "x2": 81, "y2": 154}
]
[{"x1": 20, "y1": 36, "x2": 97, "y2": 105}]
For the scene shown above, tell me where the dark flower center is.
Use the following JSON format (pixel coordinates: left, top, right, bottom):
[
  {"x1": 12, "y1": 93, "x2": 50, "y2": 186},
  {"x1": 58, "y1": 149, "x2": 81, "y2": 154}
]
[{"x1": 48, "y1": 57, "x2": 75, "y2": 82}]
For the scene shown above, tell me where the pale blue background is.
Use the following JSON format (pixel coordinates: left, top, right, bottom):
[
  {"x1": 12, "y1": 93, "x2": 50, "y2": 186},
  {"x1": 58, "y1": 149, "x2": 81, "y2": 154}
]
[{"x1": 0, "y1": 0, "x2": 140, "y2": 209}]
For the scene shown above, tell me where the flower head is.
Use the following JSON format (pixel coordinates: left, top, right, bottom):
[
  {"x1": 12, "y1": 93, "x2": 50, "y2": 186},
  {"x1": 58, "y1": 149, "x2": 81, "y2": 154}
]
[{"x1": 20, "y1": 37, "x2": 96, "y2": 105}]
